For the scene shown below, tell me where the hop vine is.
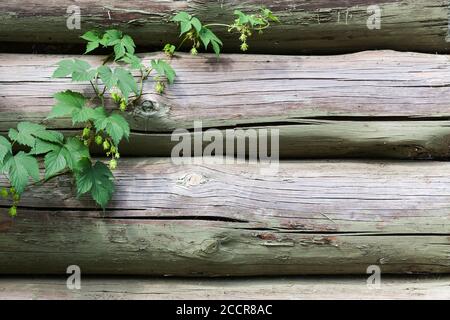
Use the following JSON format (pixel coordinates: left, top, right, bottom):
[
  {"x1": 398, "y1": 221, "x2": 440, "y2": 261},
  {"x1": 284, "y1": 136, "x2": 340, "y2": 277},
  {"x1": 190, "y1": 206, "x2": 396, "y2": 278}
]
[{"x1": 0, "y1": 8, "x2": 279, "y2": 216}]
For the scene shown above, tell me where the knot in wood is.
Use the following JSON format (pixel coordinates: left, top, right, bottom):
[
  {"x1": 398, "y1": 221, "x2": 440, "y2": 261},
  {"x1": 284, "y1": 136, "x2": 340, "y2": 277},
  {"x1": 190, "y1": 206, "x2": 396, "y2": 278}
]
[
  {"x1": 133, "y1": 99, "x2": 170, "y2": 119},
  {"x1": 177, "y1": 173, "x2": 207, "y2": 188}
]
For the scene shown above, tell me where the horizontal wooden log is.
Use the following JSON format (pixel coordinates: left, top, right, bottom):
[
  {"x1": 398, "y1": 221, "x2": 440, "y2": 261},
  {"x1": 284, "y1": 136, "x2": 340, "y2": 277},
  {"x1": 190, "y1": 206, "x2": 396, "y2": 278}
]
[
  {"x1": 2, "y1": 51, "x2": 450, "y2": 158},
  {"x1": 0, "y1": 158, "x2": 449, "y2": 275},
  {"x1": 0, "y1": 1, "x2": 449, "y2": 54},
  {"x1": 1, "y1": 276, "x2": 449, "y2": 299}
]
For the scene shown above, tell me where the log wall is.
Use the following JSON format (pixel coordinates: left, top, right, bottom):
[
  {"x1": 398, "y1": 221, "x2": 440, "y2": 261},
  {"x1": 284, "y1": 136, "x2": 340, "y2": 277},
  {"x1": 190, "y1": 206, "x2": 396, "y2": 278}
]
[
  {"x1": 0, "y1": 0, "x2": 449, "y2": 54},
  {"x1": 0, "y1": 159, "x2": 449, "y2": 275},
  {"x1": 2, "y1": 51, "x2": 450, "y2": 159}
]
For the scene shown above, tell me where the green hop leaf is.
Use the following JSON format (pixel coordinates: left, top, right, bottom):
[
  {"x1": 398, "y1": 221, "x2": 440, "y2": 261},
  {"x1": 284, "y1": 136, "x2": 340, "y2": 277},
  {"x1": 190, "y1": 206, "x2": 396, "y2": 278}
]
[
  {"x1": 43, "y1": 137, "x2": 89, "y2": 179},
  {"x1": 1, "y1": 152, "x2": 40, "y2": 194},
  {"x1": 48, "y1": 90, "x2": 103, "y2": 125},
  {"x1": 8, "y1": 122, "x2": 63, "y2": 148},
  {"x1": 98, "y1": 67, "x2": 138, "y2": 102},
  {"x1": 172, "y1": 11, "x2": 192, "y2": 23},
  {"x1": 100, "y1": 29, "x2": 123, "y2": 47},
  {"x1": 118, "y1": 53, "x2": 142, "y2": 70},
  {"x1": 172, "y1": 12, "x2": 204, "y2": 36},
  {"x1": 74, "y1": 158, "x2": 115, "y2": 209},
  {"x1": 52, "y1": 59, "x2": 96, "y2": 82},
  {"x1": 115, "y1": 67, "x2": 139, "y2": 101},
  {"x1": 44, "y1": 145, "x2": 71, "y2": 179},
  {"x1": 198, "y1": 27, "x2": 223, "y2": 56},
  {"x1": 261, "y1": 7, "x2": 280, "y2": 23},
  {"x1": 93, "y1": 109, "x2": 130, "y2": 146},
  {"x1": 151, "y1": 59, "x2": 176, "y2": 85},
  {"x1": 0, "y1": 136, "x2": 12, "y2": 164},
  {"x1": 80, "y1": 31, "x2": 102, "y2": 53}
]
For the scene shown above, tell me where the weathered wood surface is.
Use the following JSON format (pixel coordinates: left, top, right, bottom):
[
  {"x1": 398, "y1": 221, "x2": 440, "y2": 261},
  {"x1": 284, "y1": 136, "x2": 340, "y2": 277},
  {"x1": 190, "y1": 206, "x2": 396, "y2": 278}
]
[
  {"x1": 0, "y1": 158, "x2": 449, "y2": 275},
  {"x1": 1, "y1": 276, "x2": 449, "y2": 300},
  {"x1": 0, "y1": 1, "x2": 449, "y2": 54},
  {"x1": 2, "y1": 51, "x2": 450, "y2": 158}
]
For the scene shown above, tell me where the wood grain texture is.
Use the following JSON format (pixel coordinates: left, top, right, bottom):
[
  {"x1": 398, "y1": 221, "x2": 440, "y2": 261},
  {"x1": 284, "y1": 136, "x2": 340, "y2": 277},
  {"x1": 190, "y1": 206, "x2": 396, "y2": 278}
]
[
  {"x1": 0, "y1": 276, "x2": 449, "y2": 300},
  {"x1": 0, "y1": 158, "x2": 449, "y2": 275},
  {"x1": 2, "y1": 51, "x2": 450, "y2": 158},
  {"x1": 0, "y1": 0, "x2": 449, "y2": 54}
]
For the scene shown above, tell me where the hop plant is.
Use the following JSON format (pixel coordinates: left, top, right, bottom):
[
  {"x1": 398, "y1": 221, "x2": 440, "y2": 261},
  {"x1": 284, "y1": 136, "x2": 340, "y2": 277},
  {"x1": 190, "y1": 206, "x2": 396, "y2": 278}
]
[
  {"x1": 155, "y1": 81, "x2": 165, "y2": 94},
  {"x1": 119, "y1": 100, "x2": 127, "y2": 111},
  {"x1": 95, "y1": 135, "x2": 103, "y2": 145},
  {"x1": 0, "y1": 10, "x2": 278, "y2": 215},
  {"x1": 111, "y1": 91, "x2": 121, "y2": 103},
  {"x1": 9, "y1": 206, "x2": 17, "y2": 217},
  {"x1": 0, "y1": 188, "x2": 8, "y2": 199},
  {"x1": 103, "y1": 140, "x2": 110, "y2": 151},
  {"x1": 82, "y1": 127, "x2": 91, "y2": 138},
  {"x1": 109, "y1": 159, "x2": 117, "y2": 170}
]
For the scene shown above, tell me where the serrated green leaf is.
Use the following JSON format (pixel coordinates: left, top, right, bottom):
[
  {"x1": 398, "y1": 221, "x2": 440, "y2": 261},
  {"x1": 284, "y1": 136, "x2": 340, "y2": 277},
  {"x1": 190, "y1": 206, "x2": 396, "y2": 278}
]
[
  {"x1": 121, "y1": 35, "x2": 135, "y2": 55},
  {"x1": 81, "y1": 31, "x2": 101, "y2": 42},
  {"x1": 44, "y1": 147, "x2": 69, "y2": 179},
  {"x1": 42, "y1": 137, "x2": 89, "y2": 179},
  {"x1": 8, "y1": 122, "x2": 63, "y2": 147},
  {"x1": 72, "y1": 69, "x2": 97, "y2": 82},
  {"x1": 85, "y1": 41, "x2": 99, "y2": 53},
  {"x1": 71, "y1": 106, "x2": 104, "y2": 125},
  {"x1": 49, "y1": 91, "x2": 100, "y2": 125},
  {"x1": 101, "y1": 29, "x2": 122, "y2": 46},
  {"x1": 94, "y1": 112, "x2": 130, "y2": 146},
  {"x1": 211, "y1": 41, "x2": 221, "y2": 56},
  {"x1": 97, "y1": 66, "x2": 117, "y2": 89},
  {"x1": 115, "y1": 67, "x2": 138, "y2": 101},
  {"x1": 81, "y1": 31, "x2": 102, "y2": 53},
  {"x1": 234, "y1": 10, "x2": 250, "y2": 24},
  {"x1": 198, "y1": 27, "x2": 223, "y2": 55},
  {"x1": 119, "y1": 53, "x2": 142, "y2": 70},
  {"x1": 74, "y1": 158, "x2": 115, "y2": 209},
  {"x1": 172, "y1": 11, "x2": 191, "y2": 23},
  {"x1": 52, "y1": 59, "x2": 95, "y2": 82},
  {"x1": 261, "y1": 8, "x2": 280, "y2": 23},
  {"x1": 151, "y1": 59, "x2": 176, "y2": 84},
  {"x1": 180, "y1": 21, "x2": 192, "y2": 35},
  {"x1": 64, "y1": 137, "x2": 90, "y2": 169},
  {"x1": 0, "y1": 136, "x2": 12, "y2": 164},
  {"x1": 191, "y1": 17, "x2": 202, "y2": 32},
  {"x1": 30, "y1": 139, "x2": 59, "y2": 155},
  {"x1": 49, "y1": 90, "x2": 87, "y2": 119},
  {"x1": 114, "y1": 43, "x2": 126, "y2": 60},
  {"x1": 2, "y1": 152, "x2": 40, "y2": 194},
  {"x1": 52, "y1": 60, "x2": 74, "y2": 78}
]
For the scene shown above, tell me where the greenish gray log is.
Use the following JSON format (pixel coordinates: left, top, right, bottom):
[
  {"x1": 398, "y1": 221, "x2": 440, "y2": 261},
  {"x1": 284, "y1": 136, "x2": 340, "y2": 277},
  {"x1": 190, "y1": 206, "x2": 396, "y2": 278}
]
[
  {"x1": 0, "y1": 159, "x2": 449, "y2": 275},
  {"x1": 0, "y1": 0, "x2": 449, "y2": 54},
  {"x1": 2, "y1": 51, "x2": 450, "y2": 159},
  {"x1": 0, "y1": 276, "x2": 449, "y2": 300}
]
